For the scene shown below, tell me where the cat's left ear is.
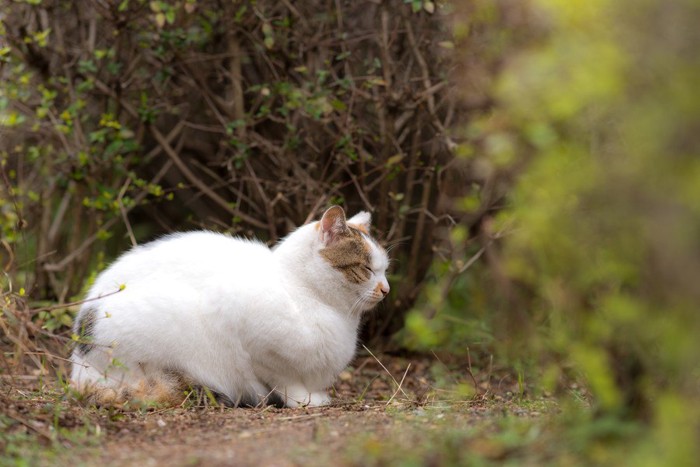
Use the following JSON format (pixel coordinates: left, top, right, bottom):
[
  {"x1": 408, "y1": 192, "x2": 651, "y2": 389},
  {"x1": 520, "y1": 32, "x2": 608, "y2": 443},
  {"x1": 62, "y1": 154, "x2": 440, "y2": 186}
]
[
  {"x1": 348, "y1": 211, "x2": 371, "y2": 234},
  {"x1": 319, "y1": 205, "x2": 349, "y2": 245}
]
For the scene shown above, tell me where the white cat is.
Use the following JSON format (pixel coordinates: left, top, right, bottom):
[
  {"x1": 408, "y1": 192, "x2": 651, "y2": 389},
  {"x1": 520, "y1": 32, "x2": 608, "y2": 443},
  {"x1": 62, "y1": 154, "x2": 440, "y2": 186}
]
[{"x1": 70, "y1": 206, "x2": 390, "y2": 408}]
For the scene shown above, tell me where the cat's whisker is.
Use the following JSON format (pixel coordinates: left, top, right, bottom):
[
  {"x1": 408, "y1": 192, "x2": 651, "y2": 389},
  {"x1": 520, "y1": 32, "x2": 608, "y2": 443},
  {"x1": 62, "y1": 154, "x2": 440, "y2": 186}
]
[
  {"x1": 348, "y1": 288, "x2": 387, "y2": 317},
  {"x1": 355, "y1": 292, "x2": 377, "y2": 316},
  {"x1": 350, "y1": 295, "x2": 367, "y2": 316},
  {"x1": 384, "y1": 242, "x2": 404, "y2": 255}
]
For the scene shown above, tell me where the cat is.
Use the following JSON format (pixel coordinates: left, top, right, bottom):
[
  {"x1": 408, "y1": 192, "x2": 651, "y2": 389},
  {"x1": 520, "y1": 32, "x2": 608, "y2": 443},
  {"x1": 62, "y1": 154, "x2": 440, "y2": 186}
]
[{"x1": 69, "y1": 206, "x2": 390, "y2": 408}]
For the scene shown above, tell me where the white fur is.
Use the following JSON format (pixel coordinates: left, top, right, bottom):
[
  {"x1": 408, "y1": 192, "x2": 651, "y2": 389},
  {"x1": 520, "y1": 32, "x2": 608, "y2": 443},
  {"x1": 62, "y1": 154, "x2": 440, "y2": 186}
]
[{"x1": 70, "y1": 210, "x2": 389, "y2": 407}]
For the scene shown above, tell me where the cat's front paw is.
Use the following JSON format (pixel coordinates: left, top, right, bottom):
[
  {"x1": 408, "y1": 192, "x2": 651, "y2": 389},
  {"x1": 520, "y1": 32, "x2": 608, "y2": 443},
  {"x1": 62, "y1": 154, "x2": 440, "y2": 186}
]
[
  {"x1": 279, "y1": 387, "x2": 331, "y2": 408},
  {"x1": 307, "y1": 391, "x2": 331, "y2": 407}
]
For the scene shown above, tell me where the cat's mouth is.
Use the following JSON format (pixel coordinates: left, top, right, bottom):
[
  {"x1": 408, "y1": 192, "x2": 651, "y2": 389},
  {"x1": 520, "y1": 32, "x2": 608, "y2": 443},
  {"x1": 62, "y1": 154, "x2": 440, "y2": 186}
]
[
  {"x1": 367, "y1": 292, "x2": 387, "y2": 306},
  {"x1": 375, "y1": 292, "x2": 387, "y2": 301}
]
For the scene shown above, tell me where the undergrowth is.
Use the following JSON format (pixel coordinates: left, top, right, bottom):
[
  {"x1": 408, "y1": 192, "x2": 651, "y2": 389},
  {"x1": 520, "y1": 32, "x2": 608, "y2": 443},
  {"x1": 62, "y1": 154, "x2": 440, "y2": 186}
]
[{"x1": 0, "y1": 290, "x2": 626, "y2": 467}]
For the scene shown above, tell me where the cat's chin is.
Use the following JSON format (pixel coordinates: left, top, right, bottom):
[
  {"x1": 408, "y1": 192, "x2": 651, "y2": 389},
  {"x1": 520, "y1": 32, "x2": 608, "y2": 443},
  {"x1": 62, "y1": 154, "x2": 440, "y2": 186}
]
[{"x1": 361, "y1": 295, "x2": 385, "y2": 311}]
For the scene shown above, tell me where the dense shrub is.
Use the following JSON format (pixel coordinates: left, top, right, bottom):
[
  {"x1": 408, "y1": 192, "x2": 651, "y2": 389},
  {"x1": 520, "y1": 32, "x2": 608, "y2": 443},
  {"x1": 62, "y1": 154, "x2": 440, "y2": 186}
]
[{"x1": 0, "y1": 0, "x2": 463, "y2": 340}]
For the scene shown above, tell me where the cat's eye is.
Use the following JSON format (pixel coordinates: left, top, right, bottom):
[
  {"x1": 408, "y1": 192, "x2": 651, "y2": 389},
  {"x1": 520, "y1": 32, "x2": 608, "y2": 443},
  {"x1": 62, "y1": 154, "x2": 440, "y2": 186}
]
[{"x1": 363, "y1": 265, "x2": 374, "y2": 275}]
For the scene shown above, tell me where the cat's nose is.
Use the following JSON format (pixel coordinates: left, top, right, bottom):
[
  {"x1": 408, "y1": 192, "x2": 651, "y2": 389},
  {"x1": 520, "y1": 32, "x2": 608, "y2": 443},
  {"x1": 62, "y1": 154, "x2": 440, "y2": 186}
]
[{"x1": 379, "y1": 281, "x2": 390, "y2": 296}]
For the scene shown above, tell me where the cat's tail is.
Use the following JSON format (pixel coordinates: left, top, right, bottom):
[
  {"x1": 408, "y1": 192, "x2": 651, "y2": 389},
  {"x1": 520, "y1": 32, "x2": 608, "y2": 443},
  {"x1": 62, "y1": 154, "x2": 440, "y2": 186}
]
[{"x1": 70, "y1": 352, "x2": 184, "y2": 407}]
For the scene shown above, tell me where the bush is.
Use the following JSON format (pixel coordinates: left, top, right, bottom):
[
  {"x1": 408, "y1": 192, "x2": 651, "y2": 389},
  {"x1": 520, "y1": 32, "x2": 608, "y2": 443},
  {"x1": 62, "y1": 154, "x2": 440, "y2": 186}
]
[{"x1": 0, "y1": 0, "x2": 462, "y2": 340}]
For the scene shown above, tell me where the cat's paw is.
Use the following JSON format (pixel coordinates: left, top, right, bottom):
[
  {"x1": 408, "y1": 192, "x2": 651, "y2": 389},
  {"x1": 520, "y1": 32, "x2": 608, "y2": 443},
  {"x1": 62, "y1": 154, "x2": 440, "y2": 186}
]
[
  {"x1": 307, "y1": 391, "x2": 331, "y2": 407},
  {"x1": 279, "y1": 387, "x2": 331, "y2": 408}
]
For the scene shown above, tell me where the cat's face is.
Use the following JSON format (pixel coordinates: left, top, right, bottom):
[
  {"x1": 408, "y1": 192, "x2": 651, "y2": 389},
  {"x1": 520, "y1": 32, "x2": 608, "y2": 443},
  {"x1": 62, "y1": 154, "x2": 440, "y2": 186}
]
[{"x1": 318, "y1": 206, "x2": 390, "y2": 312}]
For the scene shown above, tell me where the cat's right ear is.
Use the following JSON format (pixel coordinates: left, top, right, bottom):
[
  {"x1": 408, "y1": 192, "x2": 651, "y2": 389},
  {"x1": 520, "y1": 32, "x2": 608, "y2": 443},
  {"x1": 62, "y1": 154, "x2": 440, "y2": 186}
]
[{"x1": 319, "y1": 205, "x2": 348, "y2": 245}]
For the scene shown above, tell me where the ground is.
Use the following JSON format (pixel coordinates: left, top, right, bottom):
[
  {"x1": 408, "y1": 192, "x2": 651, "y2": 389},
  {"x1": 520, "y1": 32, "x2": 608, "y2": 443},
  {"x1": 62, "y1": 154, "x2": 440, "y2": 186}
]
[{"x1": 1, "y1": 353, "x2": 555, "y2": 466}]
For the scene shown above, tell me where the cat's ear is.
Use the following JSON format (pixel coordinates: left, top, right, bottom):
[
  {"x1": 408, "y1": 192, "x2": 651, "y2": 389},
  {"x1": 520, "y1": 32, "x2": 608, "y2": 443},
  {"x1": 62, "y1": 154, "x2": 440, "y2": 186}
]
[
  {"x1": 347, "y1": 211, "x2": 371, "y2": 234},
  {"x1": 319, "y1": 205, "x2": 348, "y2": 245}
]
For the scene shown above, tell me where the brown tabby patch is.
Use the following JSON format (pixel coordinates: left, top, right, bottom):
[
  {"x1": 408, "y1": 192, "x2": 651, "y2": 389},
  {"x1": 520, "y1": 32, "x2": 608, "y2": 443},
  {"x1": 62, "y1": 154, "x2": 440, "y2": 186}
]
[
  {"x1": 321, "y1": 227, "x2": 373, "y2": 284},
  {"x1": 80, "y1": 369, "x2": 188, "y2": 407},
  {"x1": 347, "y1": 222, "x2": 368, "y2": 234}
]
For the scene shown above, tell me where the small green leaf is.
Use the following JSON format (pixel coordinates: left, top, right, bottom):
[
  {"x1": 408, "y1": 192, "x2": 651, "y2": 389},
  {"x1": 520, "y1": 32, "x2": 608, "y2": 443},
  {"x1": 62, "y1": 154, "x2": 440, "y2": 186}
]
[
  {"x1": 386, "y1": 154, "x2": 404, "y2": 167},
  {"x1": 330, "y1": 99, "x2": 347, "y2": 112},
  {"x1": 165, "y1": 8, "x2": 175, "y2": 24},
  {"x1": 155, "y1": 13, "x2": 166, "y2": 28}
]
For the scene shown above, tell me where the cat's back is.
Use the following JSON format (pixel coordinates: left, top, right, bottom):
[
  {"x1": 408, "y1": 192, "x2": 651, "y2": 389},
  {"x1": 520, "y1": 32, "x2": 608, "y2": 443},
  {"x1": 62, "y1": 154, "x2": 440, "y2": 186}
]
[
  {"x1": 89, "y1": 231, "x2": 274, "y2": 296},
  {"x1": 137, "y1": 231, "x2": 269, "y2": 262}
]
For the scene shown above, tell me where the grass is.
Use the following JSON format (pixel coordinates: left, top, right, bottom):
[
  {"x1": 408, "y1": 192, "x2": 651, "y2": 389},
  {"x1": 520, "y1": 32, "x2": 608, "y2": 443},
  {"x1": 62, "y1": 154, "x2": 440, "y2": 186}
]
[{"x1": 2, "y1": 388, "x2": 101, "y2": 466}]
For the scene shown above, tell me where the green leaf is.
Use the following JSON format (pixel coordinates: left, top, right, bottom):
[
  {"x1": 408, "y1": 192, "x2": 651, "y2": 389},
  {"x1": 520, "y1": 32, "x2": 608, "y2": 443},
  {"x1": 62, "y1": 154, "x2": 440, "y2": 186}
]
[
  {"x1": 330, "y1": 99, "x2": 347, "y2": 112},
  {"x1": 385, "y1": 154, "x2": 404, "y2": 167},
  {"x1": 165, "y1": 8, "x2": 176, "y2": 24}
]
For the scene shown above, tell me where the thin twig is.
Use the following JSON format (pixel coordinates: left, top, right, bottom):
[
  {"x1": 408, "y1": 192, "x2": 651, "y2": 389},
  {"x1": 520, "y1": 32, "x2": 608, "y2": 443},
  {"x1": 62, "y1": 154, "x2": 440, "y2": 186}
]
[
  {"x1": 1, "y1": 240, "x2": 15, "y2": 272},
  {"x1": 466, "y1": 346, "x2": 479, "y2": 395},
  {"x1": 243, "y1": 158, "x2": 276, "y2": 241},
  {"x1": 385, "y1": 363, "x2": 411, "y2": 405},
  {"x1": 362, "y1": 345, "x2": 409, "y2": 399},
  {"x1": 30, "y1": 286, "x2": 125, "y2": 314},
  {"x1": 24, "y1": 351, "x2": 79, "y2": 366},
  {"x1": 458, "y1": 246, "x2": 486, "y2": 274},
  {"x1": 277, "y1": 413, "x2": 325, "y2": 422},
  {"x1": 5, "y1": 411, "x2": 54, "y2": 442},
  {"x1": 485, "y1": 354, "x2": 494, "y2": 396},
  {"x1": 117, "y1": 178, "x2": 137, "y2": 247}
]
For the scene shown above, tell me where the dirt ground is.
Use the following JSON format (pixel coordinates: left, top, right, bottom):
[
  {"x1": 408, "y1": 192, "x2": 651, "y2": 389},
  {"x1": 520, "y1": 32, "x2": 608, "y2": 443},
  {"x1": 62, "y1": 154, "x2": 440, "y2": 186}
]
[
  {"x1": 91, "y1": 405, "x2": 396, "y2": 466},
  {"x1": 2, "y1": 353, "x2": 547, "y2": 466}
]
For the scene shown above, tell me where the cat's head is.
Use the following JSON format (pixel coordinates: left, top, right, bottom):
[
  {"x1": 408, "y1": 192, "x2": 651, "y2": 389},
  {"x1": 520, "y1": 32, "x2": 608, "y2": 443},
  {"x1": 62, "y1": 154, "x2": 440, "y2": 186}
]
[{"x1": 316, "y1": 206, "x2": 390, "y2": 313}]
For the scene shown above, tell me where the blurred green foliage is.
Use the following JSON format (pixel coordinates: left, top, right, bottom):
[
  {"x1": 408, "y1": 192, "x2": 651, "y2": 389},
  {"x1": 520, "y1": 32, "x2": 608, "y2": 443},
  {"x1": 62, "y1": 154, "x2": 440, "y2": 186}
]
[{"x1": 405, "y1": 0, "x2": 700, "y2": 463}]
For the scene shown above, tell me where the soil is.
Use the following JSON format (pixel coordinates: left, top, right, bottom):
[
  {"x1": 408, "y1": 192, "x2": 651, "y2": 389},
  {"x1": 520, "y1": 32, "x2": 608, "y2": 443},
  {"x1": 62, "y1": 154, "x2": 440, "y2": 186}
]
[{"x1": 2, "y1": 353, "x2": 543, "y2": 466}]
